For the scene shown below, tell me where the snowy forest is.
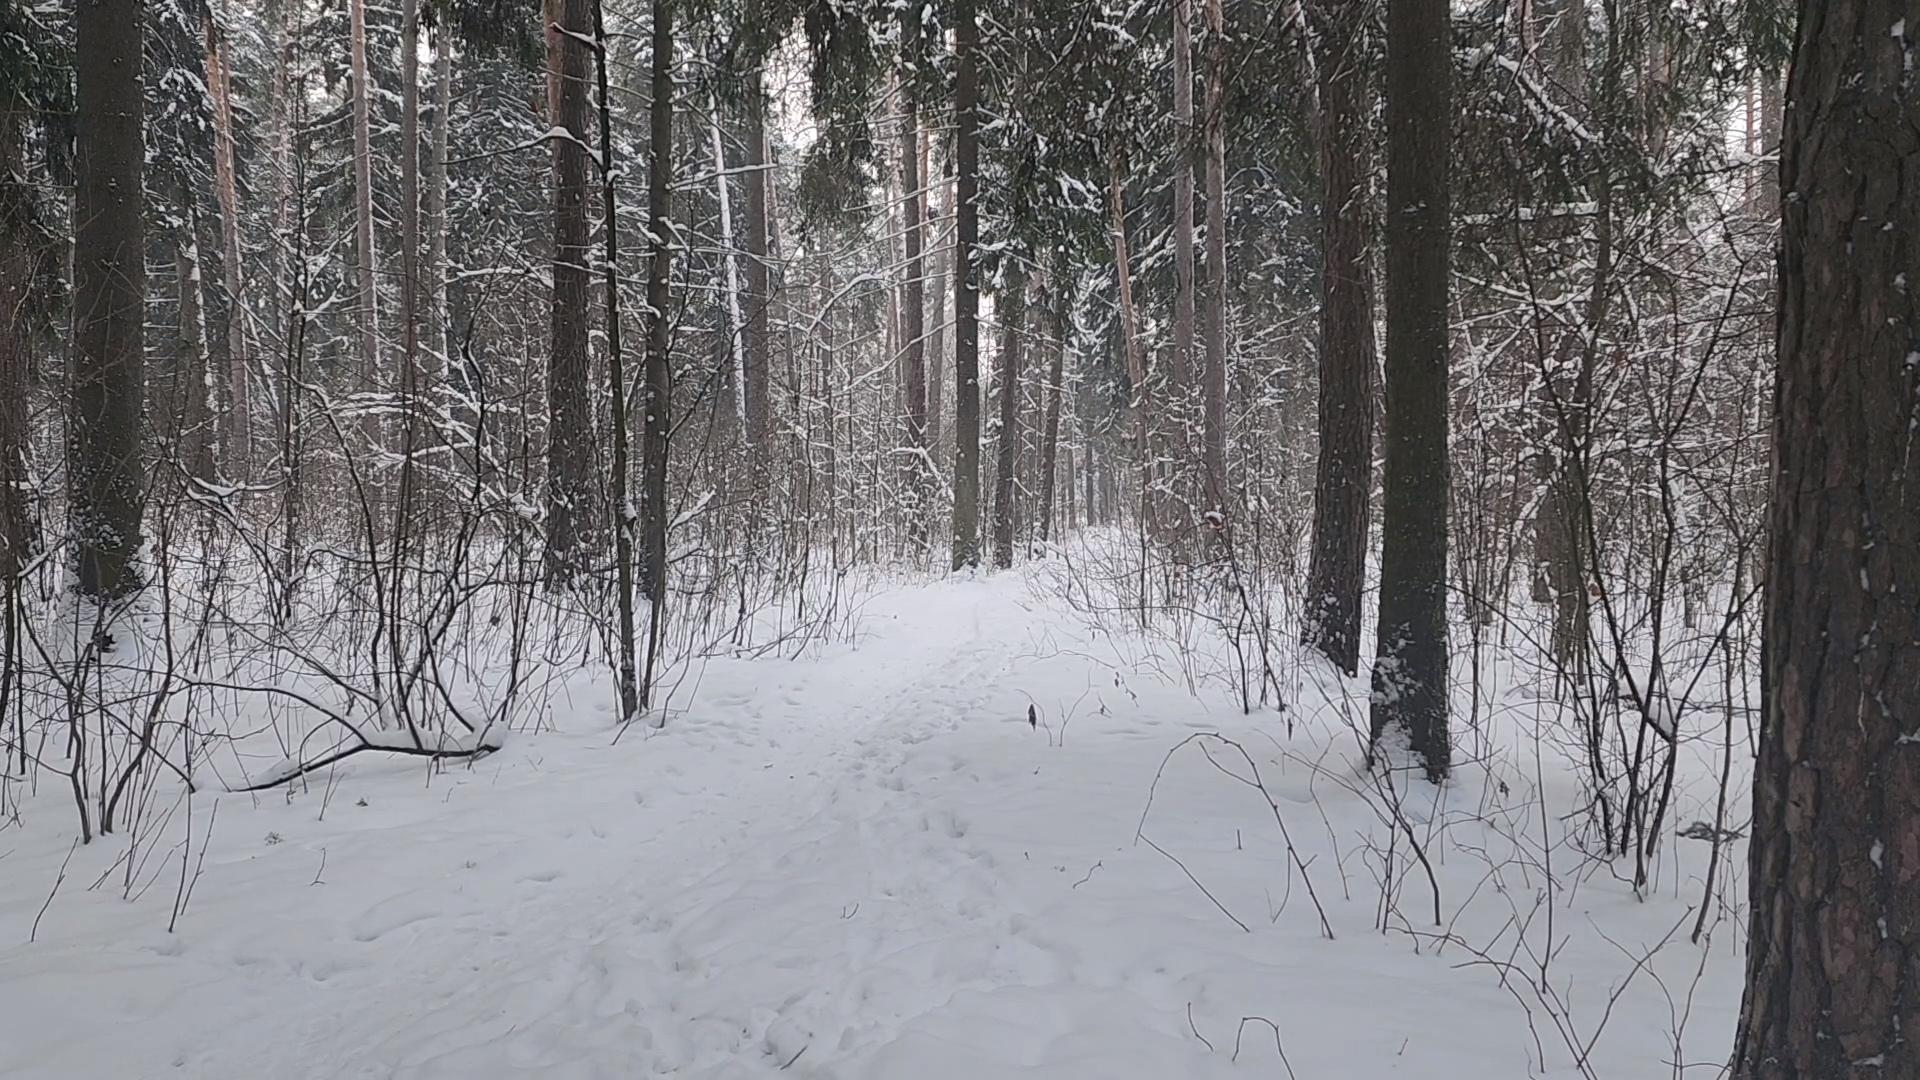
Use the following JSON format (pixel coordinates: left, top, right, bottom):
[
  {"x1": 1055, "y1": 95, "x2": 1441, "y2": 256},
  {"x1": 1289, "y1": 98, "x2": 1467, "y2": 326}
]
[{"x1": 1, "y1": 0, "x2": 1913, "y2": 1075}]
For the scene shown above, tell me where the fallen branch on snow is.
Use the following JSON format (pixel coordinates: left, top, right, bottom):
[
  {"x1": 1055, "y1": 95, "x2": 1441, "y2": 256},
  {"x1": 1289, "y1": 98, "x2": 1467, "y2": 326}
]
[{"x1": 232, "y1": 729, "x2": 505, "y2": 792}]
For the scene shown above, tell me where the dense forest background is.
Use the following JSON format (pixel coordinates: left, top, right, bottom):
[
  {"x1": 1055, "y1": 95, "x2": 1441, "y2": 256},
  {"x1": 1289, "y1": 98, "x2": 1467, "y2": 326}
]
[{"x1": 11, "y1": 0, "x2": 1919, "y2": 1072}]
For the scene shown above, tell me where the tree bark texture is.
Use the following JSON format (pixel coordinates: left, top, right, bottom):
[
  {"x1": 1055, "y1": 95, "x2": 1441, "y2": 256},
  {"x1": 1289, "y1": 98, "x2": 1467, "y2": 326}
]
[
  {"x1": 1369, "y1": 0, "x2": 1451, "y2": 781},
  {"x1": 0, "y1": 105, "x2": 35, "y2": 577},
  {"x1": 206, "y1": 9, "x2": 250, "y2": 475},
  {"x1": 71, "y1": 0, "x2": 148, "y2": 598},
  {"x1": 1732, "y1": 2, "x2": 1920, "y2": 1074},
  {"x1": 1037, "y1": 278, "x2": 1067, "y2": 545},
  {"x1": 348, "y1": 0, "x2": 381, "y2": 482},
  {"x1": 991, "y1": 266, "x2": 1026, "y2": 569},
  {"x1": 1171, "y1": 0, "x2": 1197, "y2": 474},
  {"x1": 638, "y1": 0, "x2": 675, "y2": 603},
  {"x1": 950, "y1": 0, "x2": 982, "y2": 571},
  {"x1": 545, "y1": 0, "x2": 597, "y2": 581},
  {"x1": 743, "y1": 72, "x2": 773, "y2": 484},
  {"x1": 1199, "y1": 0, "x2": 1228, "y2": 522},
  {"x1": 900, "y1": 65, "x2": 929, "y2": 550},
  {"x1": 1302, "y1": 0, "x2": 1377, "y2": 677}
]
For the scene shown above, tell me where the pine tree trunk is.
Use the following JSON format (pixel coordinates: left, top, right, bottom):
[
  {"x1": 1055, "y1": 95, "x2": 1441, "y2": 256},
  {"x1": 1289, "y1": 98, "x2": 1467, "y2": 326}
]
[
  {"x1": 545, "y1": 0, "x2": 597, "y2": 582},
  {"x1": 900, "y1": 58, "x2": 929, "y2": 552},
  {"x1": 206, "y1": 8, "x2": 249, "y2": 477},
  {"x1": 174, "y1": 219, "x2": 216, "y2": 482},
  {"x1": 1302, "y1": 0, "x2": 1377, "y2": 676},
  {"x1": 949, "y1": 0, "x2": 982, "y2": 571},
  {"x1": 1531, "y1": 0, "x2": 1593, "y2": 678},
  {"x1": 1756, "y1": 64, "x2": 1783, "y2": 217},
  {"x1": 991, "y1": 267, "x2": 1026, "y2": 569},
  {"x1": 591, "y1": 0, "x2": 640, "y2": 721},
  {"x1": 1199, "y1": 0, "x2": 1228, "y2": 523},
  {"x1": 393, "y1": 0, "x2": 425, "y2": 561},
  {"x1": 1171, "y1": 0, "x2": 1196, "y2": 487},
  {"x1": 638, "y1": 0, "x2": 675, "y2": 610},
  {"x1": 427, "y1": 35, "x2": 451, "y2": 386},
  {"x1": 1370, "y1": 0, "x2": 1452, "y2": 781},
  {"x1": 348, "y1": 0, "x2": 381, "y2": 488},
  {"x1": 709, "y1": 102, "x2": 746, "y2": 434},
  {"x1": 1037, "y1": 277, "x2": 1067, "y2": 546},
  {"x1": 924, "y1": 131, "x2": 945, "y2": 456},
  {"x1": 743, "y1": 68, "x2": 772, "y2": 489},
  {"x1": 0, "y1": 105, "x2": 34, "y2": 579},
  {"x1": 71, "y1": 0, "x2": 147, "y2": 599},
  {"x1": 271, "y1": 0, "x2": 297, "y2": 381},
  {"x1": 1109, "y1": 158, "x2": 1153, "y2": 538},
  {"x1": 1731, "y1": 2, "x2": 1920, "y2": 1072}
]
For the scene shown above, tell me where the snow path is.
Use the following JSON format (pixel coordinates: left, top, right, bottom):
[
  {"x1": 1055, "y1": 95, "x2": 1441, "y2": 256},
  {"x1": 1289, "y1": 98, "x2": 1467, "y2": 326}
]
[{"x1": 0, "y1": 572, "x2": 1740, "y2": 1078}]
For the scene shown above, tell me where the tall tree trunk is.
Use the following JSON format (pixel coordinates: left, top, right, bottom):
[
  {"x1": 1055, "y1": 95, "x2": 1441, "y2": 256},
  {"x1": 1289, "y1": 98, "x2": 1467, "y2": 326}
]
[
  {"x1": 1037, "y1": 274, "x2": 1067, "y2": 546},
  {"x1": 1302, "y1": 0, "x2": 1377, "y2": 676},
  {"x1": 273, "y1": 4, "x2": 305, "y2": 619},
  {"x1": 1108, "y1": 157, "x2": 1153, "y2": 537},
  {"x1": 1171, "y1": 0, "x2": 1197, "y2": 487},
  {"x1": 1756, "y1": 64, "x2": 1783, "y2": 217},
  {"x1": 174, "y1": 212, "x2": 216, "y2": 482},
  {"x1": 1731, "y1": 2, "x2": 1920, "y2": 1073},
  {"x1": 1370, "y1": 0, "x2": 1452, "y2": 781},
  {"x1": 1531, "y1": 0, "x2": 1592, "y2": 676},
  {"x1": 991, "y1": 266, "x2": 1026, "y2": 569},
  {"x1": 637, "y1": 0, "x2": 674, "y2": 614},
  {"x1": 1199, "y1": 0, "x2": 1228, "y2": 522},
  {"x1": 743, "y1": 67, "x2": 772, "y2": 488},
  {"x1": 348, "y1": 0, "x2": 381, "y2": 484},
  {"x1": 393, "y1": 0, "x2": 424, "y2": 585},
  {"x1": 709, "y1": 100, "x2": 746, "y2": 433},
  {"x1": 591, "y1": 0, "x2": 640, "y2": 722},
  {"x1": 949, "y1": 0, "x2": 981, "y2": 571},
  {"x1": 1535, "y1": 0, "x2": 1586, "y2": 103},
  {"x1": 206, "y1": 7, "x2": 249, "y2": 477},
  {"x1": 426, "y1": 32, "x2": 451, "y2": 414},
  {"x1": 71, "y1": 0, "x2": 147, "y2": 599},
  {"x1": 0, "y1": 105, "x2": 35, "y2": 579},
  {"x1": 900, "y1": 53, "x2": 929, "y2": 553},
  {"x1": 925, "y1": 131, "x2": 945, "y2": 456},
  {"x1": 271, "y1": 0, "x2": 297, "y2": 387},
  {"x1": 545, "y1": 0, "x2": 596, "y2": 582}
]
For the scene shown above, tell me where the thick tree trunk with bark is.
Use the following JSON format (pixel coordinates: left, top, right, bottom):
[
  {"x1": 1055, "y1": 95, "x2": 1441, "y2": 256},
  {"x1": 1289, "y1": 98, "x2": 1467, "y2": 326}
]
[
  {"x1": 709, "y1": 102, "x2": 746, "y2": 439},
  {"x1": 1199, "y1": 0, "x2": 1228, "y2": 523},
  {"x1": 1731, "y1": 2, "x2": 1920, "y2": 1074},
  {"x1": 545, "y1": 0, "x2": 597, "y2": 582},
  {"x1": 71, "y1": 0, "x2": 147, "y2": 598},
  {"x1": 1109, "y1": 158, "x2": 1153, "y2": 537},
  {"x1": 348, "y1": 0, "x2": 381, "y2": 482},
  {"x1": 591, "y1": 0, "x2": 640, "y2": 721},
  {"x1": 1369, "y1": 0, "x2": 1451, "y2": 781},
  {"x1": 1037, "y1": 277, "x2": 1067, "y2": 545},
  {"x1": 427, "y1": 36, "x2": 451, "y2": 385},
  {"x1": 949, "y1": 0, "x2": 982, "y2": 571},
  {"x1": 638, "y1": 0, "x2": 675, "y2": 606},
  {"x1": 1530, "y1": 0, "x2": 1593, "y2": 678},
  {"x1": 0, "y1": 106, "x2": 34, "y2": 578},
  {"x1": 173, "y1": 218, "x2": 216, "y2": 482},
  {"x1": 991, "y1": 267, "x2": 1026, "y2": 569},
  {"x1": 206, "y1": 9, "x2": 249, "y2": 476},
  {"x1": 900, "y1": 65, "x2": 929, "y2": 551},
  {"x1": 925, "y1": 132, "x2": 945, "y2": 456},
  {"x1": 743, "y1": 71, "x2": 772, "y2": 486},
  {"x1": 1171, "y1": 0, "x2": 1197, "y2": 478},
  {"x1": 1302, "y1": 0, "x2": 1377, "y2": 676}
]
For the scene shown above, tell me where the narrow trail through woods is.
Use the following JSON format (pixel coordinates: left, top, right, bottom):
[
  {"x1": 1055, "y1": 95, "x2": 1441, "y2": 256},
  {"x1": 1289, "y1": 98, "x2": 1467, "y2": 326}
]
[
  {"x1": 0, "y1": 572, "x2": 1738, "y2": 1079},
  {"x1": 4, "y1": 578, "x2": 1097, "y2": 1078}
]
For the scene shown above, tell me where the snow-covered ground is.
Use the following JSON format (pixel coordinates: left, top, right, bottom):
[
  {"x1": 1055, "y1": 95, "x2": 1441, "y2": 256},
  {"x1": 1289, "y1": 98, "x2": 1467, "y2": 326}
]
[{"x1": 0, "y1": 568, "x2": 1743, "y2": 1078}]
